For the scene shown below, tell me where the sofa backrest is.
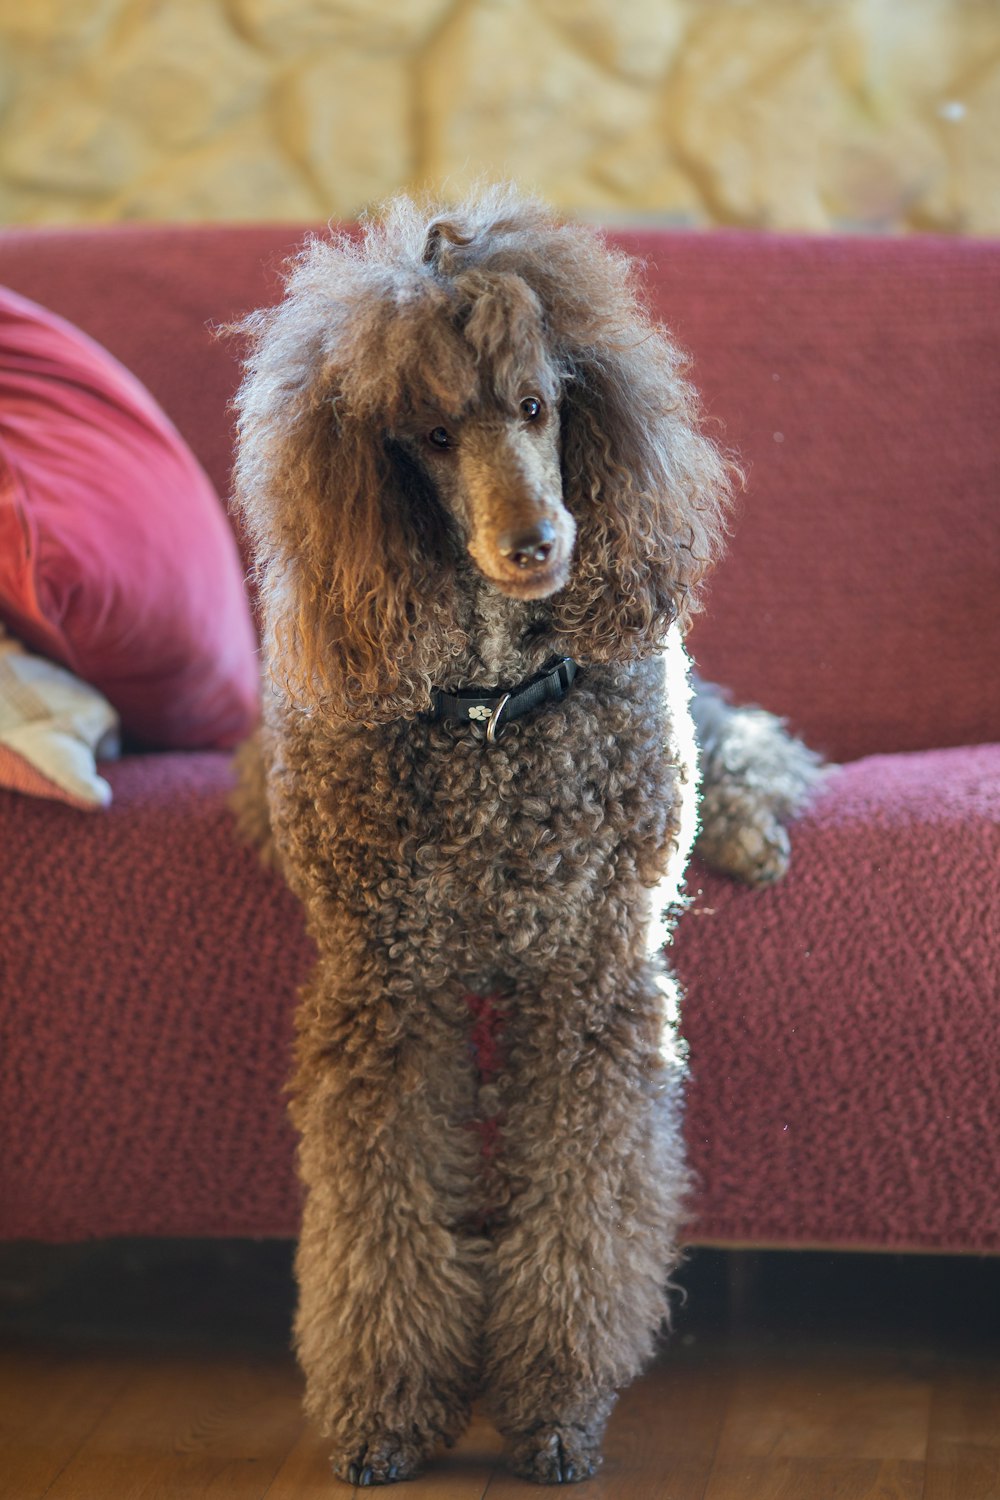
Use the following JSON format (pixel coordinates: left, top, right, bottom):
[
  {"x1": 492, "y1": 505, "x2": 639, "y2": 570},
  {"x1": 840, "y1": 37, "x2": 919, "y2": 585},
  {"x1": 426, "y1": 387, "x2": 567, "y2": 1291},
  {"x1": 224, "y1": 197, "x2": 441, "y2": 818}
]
[{"x1": 1, "y1": 223, "x2": 996, "y2": 763}]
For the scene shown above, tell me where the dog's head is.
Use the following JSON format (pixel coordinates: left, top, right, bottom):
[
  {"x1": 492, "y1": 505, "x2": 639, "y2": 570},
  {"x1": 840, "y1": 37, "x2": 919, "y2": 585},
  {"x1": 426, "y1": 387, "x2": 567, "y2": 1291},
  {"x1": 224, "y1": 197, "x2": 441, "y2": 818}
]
[
  {"x1": 387, "y1": 254, "x2": 573, "y2": 606},
  {"x1": 233, "y1": 188, "x2": 735, "y2": 724}
]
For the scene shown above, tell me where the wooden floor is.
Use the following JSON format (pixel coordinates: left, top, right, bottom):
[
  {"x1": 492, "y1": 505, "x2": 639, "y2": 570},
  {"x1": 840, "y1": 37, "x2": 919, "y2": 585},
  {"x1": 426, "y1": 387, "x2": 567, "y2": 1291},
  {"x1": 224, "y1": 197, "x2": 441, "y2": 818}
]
[{"x1": 1, "y1": 1242, "x2": 998, "y2": 1499}]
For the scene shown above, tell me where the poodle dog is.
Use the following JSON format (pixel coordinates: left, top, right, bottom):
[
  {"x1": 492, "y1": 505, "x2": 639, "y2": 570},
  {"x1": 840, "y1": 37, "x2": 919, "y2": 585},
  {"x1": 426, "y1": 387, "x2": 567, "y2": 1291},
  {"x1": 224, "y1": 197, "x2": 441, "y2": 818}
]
[{"x1": 231, "y1": 188, "x2": 820, "y2": 1486}]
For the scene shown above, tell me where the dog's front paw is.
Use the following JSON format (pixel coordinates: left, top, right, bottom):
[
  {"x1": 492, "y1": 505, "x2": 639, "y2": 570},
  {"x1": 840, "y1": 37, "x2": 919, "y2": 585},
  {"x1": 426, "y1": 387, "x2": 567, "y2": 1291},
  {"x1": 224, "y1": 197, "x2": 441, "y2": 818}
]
[
  {"x1": 505, "y1": 1424, "x2": 602, "y2": 1485},
  {"x1": 330, "y1": 1432, "x2": 425, "y2": 1487},
  {"x1": 690, "y1": 678, "x2": 831, "y2": 887},
  {"x1": 697, "y1": 795, "x2": 793, "y2": 887}
]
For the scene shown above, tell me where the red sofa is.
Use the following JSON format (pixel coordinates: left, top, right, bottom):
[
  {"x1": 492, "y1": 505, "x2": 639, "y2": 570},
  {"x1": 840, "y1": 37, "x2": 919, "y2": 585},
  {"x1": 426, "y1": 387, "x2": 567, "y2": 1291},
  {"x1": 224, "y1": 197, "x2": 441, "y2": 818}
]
[{"x1": 2, "y1": 224, "x2": 998, "y2": 1254}]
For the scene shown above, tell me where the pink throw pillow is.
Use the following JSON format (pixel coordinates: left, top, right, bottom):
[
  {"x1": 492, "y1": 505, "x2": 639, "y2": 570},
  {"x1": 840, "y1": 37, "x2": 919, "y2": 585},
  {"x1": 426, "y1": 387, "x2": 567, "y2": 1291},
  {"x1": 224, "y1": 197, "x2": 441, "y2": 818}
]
[{"x1": 0, "y1": 286, "x2": 259, "y2": 749}]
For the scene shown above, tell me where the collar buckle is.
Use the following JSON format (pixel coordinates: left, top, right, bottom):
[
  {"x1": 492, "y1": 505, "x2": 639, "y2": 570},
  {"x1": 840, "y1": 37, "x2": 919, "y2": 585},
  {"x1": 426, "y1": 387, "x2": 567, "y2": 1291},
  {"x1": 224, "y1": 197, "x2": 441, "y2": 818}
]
[{"x1": 485, "y1": 692, "x2": 512, "y2": 745}]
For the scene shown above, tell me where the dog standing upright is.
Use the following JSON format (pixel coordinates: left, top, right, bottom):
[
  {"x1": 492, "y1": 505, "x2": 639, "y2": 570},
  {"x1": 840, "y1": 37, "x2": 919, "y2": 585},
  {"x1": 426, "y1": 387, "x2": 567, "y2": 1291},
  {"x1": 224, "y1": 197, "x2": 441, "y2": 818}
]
[{"x1": 232, "y1": 190, "x2": 813, "y2": 1486}]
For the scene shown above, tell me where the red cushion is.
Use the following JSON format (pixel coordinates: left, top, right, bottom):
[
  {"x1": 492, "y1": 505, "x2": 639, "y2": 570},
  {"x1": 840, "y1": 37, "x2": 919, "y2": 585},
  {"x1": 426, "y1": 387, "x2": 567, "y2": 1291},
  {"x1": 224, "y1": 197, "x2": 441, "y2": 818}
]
[{"x1": 0, "y1": 286, "x2": 259, "y2": 749}]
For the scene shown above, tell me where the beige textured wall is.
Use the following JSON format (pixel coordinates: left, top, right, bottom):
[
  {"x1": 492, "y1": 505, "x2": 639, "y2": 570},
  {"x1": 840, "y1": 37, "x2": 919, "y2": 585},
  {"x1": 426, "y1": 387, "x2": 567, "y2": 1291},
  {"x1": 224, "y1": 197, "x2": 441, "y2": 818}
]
[{"x1": 0, "y1": 0, "x2": 997, "y2": 231}]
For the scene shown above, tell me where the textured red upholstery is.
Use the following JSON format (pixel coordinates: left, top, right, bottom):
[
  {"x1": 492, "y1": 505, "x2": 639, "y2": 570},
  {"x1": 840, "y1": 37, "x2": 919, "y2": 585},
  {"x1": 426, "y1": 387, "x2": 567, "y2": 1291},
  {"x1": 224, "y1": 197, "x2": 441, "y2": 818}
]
[
  {"x1": 677, "y1": 744, "x2": 1000, "y2": 1253},
  {"x1": 3, "y1": 744, "x2": 996, "y2": 1250},
  {"x1": 1, "y1": 754, "x2": 308, "y2": 1241},
  {"x1": 0, "y1": 224, "x2": 997, "y2": 1251},
  {"x1": 643, "y1": 232, "x2": 1000, "y2": 764}
]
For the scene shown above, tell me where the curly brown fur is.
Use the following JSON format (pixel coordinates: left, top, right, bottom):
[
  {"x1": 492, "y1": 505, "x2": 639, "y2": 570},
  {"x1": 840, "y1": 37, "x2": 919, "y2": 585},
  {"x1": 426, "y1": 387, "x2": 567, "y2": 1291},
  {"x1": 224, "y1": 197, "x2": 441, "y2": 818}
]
[{"x1": 232, "y1": 186, "x2": 734, "y2": 1486}]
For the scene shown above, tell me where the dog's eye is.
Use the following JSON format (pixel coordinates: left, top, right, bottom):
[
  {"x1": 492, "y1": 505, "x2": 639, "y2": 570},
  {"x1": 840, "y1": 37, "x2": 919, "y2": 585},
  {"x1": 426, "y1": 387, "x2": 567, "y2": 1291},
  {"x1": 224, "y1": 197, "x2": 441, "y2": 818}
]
[
  {"x1": 427, "y1": 426, "x2": 453, "y2": 450},
  {"x1": 520, "y1": 397, "x2": 542, "y2": 422}
]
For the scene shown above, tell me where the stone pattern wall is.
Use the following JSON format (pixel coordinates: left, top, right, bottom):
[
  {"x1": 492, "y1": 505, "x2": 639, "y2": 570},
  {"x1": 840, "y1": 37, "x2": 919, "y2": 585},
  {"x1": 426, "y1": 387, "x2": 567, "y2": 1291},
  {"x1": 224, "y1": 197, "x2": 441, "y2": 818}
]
[{"x1": 1, "y1": 0, "x2": 997, "y2": 231}]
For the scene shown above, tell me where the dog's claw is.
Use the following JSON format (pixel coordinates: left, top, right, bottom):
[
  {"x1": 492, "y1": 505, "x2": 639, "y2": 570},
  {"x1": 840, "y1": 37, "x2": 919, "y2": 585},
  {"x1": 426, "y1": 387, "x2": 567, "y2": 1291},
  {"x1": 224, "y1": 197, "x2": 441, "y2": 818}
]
[
  {"x1": 507, "y1": 1425, "x2": 601, "y2": 1484},
  {"x1": 343, "y1": 1462, "x2": 377, "y2": 1486},
  {"x1": 334, "y1": 1437, "x2": 423, "y2": 1487},
  {"x1": 556, "y1": 1447, "x2": 579, "y2": 1481},
  {"x1": 343, "y1": 1449, "x2": 372, "y2": 1486}
]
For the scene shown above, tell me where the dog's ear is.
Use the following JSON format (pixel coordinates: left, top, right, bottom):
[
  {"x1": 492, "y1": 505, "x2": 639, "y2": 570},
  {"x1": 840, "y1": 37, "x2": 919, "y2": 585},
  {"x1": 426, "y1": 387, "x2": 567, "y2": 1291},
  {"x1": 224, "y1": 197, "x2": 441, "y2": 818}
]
[
  {"x1": 231, "y1": 243, "x2": 464, "y2": 725},
  {"x1": 551, "y1": 328, "x2": 735, "y2": 661}
]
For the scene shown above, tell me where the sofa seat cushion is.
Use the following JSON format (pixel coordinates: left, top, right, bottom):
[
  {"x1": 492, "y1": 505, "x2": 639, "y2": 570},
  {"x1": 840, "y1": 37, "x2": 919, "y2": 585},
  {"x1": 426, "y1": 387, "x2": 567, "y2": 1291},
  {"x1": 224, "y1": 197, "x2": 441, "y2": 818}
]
[
  {"x1": 674, "y1": 742, "x2": 1000, "y2": 1254},
  {"x1": 1, "y1": 752, "x2": 312, "y2": 1242},
  {"x1": 3, "y1": 744, "x2": 997, "y2": 1250}
]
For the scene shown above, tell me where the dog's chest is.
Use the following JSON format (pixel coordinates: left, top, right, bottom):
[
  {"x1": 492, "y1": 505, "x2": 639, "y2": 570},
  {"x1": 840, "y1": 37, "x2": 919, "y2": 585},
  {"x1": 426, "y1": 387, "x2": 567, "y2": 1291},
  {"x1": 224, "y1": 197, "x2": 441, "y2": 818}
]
[{"x1": 319, "y1": 657, "x2": 691, "y2": 972}]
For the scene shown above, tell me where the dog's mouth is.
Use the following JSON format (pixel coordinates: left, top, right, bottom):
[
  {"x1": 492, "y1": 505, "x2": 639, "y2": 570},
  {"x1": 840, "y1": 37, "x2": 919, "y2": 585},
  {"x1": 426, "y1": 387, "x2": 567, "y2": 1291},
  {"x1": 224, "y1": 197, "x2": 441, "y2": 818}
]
[{"x1": 481, "y1": 558, "x2": 571, "y2": 600}]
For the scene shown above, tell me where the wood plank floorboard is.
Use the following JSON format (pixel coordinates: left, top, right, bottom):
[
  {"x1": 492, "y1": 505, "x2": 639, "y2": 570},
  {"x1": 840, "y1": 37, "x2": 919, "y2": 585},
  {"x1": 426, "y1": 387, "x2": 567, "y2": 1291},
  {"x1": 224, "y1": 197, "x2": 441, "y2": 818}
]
[
  {"x1": 1, "y1": 1245, "x2": 998, "y2": 1500},
  {"x1": 924, "y1": 1358, "x2": 1000, "y2": 1500},
  {"x1": 0, "y1": 1345, "x2": 138, "y2": 1500}
]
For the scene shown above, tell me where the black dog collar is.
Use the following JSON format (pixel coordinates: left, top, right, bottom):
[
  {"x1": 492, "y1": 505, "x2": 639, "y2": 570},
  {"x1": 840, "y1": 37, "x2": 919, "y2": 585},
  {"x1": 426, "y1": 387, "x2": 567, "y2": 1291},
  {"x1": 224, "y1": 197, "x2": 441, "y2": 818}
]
[{"x1": 431, "y1": 656, "x2": 578, "y2": 744}]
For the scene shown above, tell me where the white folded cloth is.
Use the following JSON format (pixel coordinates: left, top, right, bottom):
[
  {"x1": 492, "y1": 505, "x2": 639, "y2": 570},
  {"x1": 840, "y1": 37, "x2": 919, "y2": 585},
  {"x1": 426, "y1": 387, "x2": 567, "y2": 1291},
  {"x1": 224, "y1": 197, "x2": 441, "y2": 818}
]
[{"x1": 0, "y1": 624, "x2": 120, "y2": 809}]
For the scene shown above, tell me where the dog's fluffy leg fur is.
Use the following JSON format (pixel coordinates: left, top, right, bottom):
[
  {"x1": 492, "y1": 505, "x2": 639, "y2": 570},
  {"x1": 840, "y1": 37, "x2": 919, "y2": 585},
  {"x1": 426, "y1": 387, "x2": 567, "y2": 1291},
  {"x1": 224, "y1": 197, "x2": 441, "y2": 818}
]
[
  {"x1": 292, "y1": 961, "x2": 486, "y2": 1483},
  {"x1": 266, "y1": 716, "x2": 489, "y2": 1484},
  {"x1": 477, "y1": 639, "x2": 694, "y2": 1483},
  {"x1": 481, "y1": 964, "x2": 689, "y2": 1482},
  {"x1": 229, "y1": 730, "x2": 282, "y2": 871},
  {"x1": 690, "y1": 674, "x2": 829, "y2": 886}
]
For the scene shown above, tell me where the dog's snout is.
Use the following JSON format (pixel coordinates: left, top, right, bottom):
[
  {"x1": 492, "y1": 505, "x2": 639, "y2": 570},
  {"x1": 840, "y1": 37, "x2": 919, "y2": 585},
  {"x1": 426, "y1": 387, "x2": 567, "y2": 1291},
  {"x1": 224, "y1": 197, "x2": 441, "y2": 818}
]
[{"x1": 498, "y1": 521, "x2": 556, "y2": 571}]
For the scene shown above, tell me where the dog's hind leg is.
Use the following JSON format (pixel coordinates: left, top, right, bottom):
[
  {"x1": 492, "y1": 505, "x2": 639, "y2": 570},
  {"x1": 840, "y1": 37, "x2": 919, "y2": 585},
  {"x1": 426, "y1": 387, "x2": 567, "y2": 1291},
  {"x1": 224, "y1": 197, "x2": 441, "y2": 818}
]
[
  {"x1": 480, "y1": 962, "x2": 688, "y2": 1484},
  {"x1": 229, "y1": 728, "x2": 283, "y2": 871},
  {"x1": 690, "y1": 673, "x2": 830, "y2": 886},
  {"x1": 291, "y1": 962, "x2": 486, "y2": 1486}
]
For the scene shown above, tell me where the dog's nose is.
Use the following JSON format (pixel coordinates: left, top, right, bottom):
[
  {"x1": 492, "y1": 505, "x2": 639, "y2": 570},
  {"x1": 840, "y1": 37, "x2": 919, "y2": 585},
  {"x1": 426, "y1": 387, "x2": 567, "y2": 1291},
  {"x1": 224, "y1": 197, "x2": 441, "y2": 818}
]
[{"x1": 498, "y1": 521, "x2": 556, "y2": 571}]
